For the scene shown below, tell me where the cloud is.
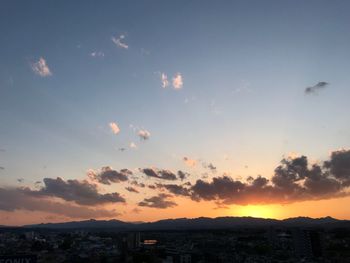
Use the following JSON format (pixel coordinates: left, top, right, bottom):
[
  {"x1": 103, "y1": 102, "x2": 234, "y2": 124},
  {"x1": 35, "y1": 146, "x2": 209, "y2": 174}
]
[
  {"x1": 155, "y1": 150, "x2": 350, "y2": 206},
  {"x1": 31, "y1": 57, "x2": 52, "y2": 77},
  {"x1": 324, "y1": 149, "x2": 350, "y2": 186},
  {"x1": 138, "y1": 193, "x2": 177, "y2": 209},
  {"x1": 172, "y1": 73, "x2": 183, "y2": 89},
  {"x1": 138, "y1": 129, "x2": 151, "y2": 140},
  {"x1": 90, "y1": 51, "x2": 105, "y2": 57},
  {"x1": 0, "y1": 187, "x2": 118, "y2": 219},
  {"x1": 183, "y1": 157, "x2": 197, "y2": 167},
  {"x1": 31, "y1": 177, "x2": 125, "y2": 205},
  {"x1": 125, "y1": 186, "x2": 139, "y2": 193},
  {"x1": 0, "y1": 167, "x2": 4, "y2": 170},
  {"x1": 140, "y1": 168, "x2": 177, "y2": 181},
  {"x1": 88, "y1": 167, "x2": 131, "y2": 185},
  {"x1": 202, "y1": 162, "x2": 217, "y2": 173},
  {"x1": 161, "y1": 73, "x2": 169, "y2": 88},
  {"x1": 177, "y1": 170, "x2": 189, "y2": 181},
  {"x1": 130, "y1": 180, "x2": 145, "y2": 188},
  {"x1": 111, "y1": 34, "x2": 129, "y2": 49},
  {"x1": 305, "y1": 81, "x2": 329, "y2": 94},
  {"x1": 109, "y1": 122, "x2": 120, "y2": 134},
  {"x1": 190, "y1": 151, "x2": 350, "y2": 205},
  {"x1": 156, "y1": 183, "x2": 191, "y2": 197}
]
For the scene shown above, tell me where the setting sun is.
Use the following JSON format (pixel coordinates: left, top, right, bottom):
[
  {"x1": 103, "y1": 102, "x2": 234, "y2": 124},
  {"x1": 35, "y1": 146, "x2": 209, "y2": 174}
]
[{"x1": 236, "y1": 205, "x2": 278, "y2": 219}]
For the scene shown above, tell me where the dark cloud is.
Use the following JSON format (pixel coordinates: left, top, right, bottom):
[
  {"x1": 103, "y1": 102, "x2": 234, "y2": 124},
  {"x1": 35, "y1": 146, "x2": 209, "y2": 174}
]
[
  {"x1": 156, "y1": 183, "x2": 191, "y2": 197},
  {"x1": 148, "y1": 184, "x2": 156, "y2": 190},
  {"x1": 324, "y1": 149, "x2": 350, "y2": 186},
  {"x1": 202, "y1": 162, "x2": 217, "y2": 173},
  {"x1": 130, "y1": 180, "x2": 145, "y2": 188},
  {"x1": 17, "y1": 178, "x2": 24, "y2": 183},
  {"x1": 156, "y1": 150, "x2": 350, "y2": 205},
  {"x1": 138, "y1": 193, "x2": 177, "y2": 209},
  {"x1": 125, "y1": 186, "x2": 139, "y2": 193},
  {"x1": 0, "y1": 187, "x2": 119, "y2": 219},
  {"x1": 140, "y1": 168, "x2": 177, "y2": 181},
  {"x1": 0, "y1": 166, "x2": 4, "y2": 170},
  {"x1": 88, "y1": 167, "x2": 131, "y2": 185},
  {"x1": 32, "y1": 177, "x2": 125, "y2": 205},
  {"x1": 305, "y1": 81, "x2": 329, "y2": 94},
  {"x1": 177, "y1": 170, "x2": 189, "y2": 181}
]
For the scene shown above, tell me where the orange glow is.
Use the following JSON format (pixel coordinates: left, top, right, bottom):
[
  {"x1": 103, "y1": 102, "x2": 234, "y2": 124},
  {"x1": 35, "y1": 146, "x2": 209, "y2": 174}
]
[{"x1": 235, "y1": 205, "x2": 278, "y2": 219}]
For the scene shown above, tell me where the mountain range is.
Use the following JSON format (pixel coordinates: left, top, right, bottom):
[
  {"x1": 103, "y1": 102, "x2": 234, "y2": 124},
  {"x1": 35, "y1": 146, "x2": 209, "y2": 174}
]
[{"x1": 22, "y1": 216, "x2": 350, "y2": 230}]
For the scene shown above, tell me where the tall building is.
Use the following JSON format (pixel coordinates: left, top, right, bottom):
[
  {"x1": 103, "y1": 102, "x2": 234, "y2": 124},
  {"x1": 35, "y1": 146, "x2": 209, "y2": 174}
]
[
  {"x1": 127, "y1": 232, "x2": 141, "y2": 250},
  {"x1": 292, "y1": 228, "x2": 323, "y2": 259}
]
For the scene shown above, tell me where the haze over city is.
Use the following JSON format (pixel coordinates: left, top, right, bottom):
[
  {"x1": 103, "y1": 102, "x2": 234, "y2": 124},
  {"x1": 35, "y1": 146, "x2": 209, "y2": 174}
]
[{"x1": 1, "y1": 0, "x2": 350, "y2": 226}]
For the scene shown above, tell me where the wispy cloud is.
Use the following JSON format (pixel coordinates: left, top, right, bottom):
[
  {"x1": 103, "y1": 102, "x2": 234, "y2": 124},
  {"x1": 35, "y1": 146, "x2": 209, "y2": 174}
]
[
  {"x1": 130, "y1": 142, "x2": 137, "y2": 149},
  {"x1": 138, "y1": 129, "x2": 151, "y2": 140},
  {"x1": 31, "y1": 57, "x2": 52, "y2": 77},
  {"x1": 161, "y1": 73, "x2": 169, "y2": 88},
  {"x1": 111, "y1": 34, "x2": 129, "y2": 49},
  {"x1": 305, "y1": 81, "x2": 329, "y2": 94},
  {"x1": 172, "y1": 73, "x2": 183, "y2": 89},
  {"x1": 90, "y1": 51, "x2": 105, "y2": 58},
  {"x1": 109, "y1": 122, "x2": 120, "y2": 134}
]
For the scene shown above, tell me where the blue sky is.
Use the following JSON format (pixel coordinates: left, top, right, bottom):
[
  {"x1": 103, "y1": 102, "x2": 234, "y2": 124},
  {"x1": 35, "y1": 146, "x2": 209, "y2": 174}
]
[{"x1": 1, "y1": 0, "x2": 350, "y2": 223}]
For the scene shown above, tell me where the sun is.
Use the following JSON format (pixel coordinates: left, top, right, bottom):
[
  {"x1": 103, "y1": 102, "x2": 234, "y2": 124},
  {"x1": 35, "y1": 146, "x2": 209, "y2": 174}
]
[{"x1": 235, "y1": 205, "x2": 277, "y2": 219}]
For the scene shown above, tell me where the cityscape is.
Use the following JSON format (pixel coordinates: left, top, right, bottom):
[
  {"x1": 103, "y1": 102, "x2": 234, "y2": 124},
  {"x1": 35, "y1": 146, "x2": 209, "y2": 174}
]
[{"x1": 1, "y1": 217, "x2": 350, "y2": 262}]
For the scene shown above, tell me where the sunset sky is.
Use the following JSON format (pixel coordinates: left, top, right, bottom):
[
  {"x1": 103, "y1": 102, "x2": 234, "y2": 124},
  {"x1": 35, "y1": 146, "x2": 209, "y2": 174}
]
[{"x1": 1, "y1": 0, "x2": 350, "y2": 226}]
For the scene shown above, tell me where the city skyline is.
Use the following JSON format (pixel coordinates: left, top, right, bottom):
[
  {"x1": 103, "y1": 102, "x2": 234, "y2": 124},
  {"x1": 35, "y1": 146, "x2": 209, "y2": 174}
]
[{"x1": 1, "y1": 0, "x2": 350, "y2": 225}]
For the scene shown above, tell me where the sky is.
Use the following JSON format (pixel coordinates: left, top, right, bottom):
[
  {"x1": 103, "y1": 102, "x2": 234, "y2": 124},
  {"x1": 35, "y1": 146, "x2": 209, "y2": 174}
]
[{"x1": 0, "y1": 0, "x2": 350, "y2": 226}]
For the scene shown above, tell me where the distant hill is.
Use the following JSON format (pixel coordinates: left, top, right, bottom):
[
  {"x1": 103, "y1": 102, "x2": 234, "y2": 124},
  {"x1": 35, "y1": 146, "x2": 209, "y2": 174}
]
[
  {"x1": 25, "y1": 219, "x2": 133, "y2": 229},
  {"x1": 23, "y1": 216, "x2": 350, "y2": 230}
]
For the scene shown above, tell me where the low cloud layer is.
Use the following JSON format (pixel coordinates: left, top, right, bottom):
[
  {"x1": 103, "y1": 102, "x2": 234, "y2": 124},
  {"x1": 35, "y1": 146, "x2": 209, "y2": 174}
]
[
  {"x1": 0, "y1": 187, "x2": 119, "y2": 219},
  {"x1": 160, "y1": 149, "x2": 350, "y2": 205},
  {"x1": 305, "y1": 81, "x2": 329, "y2": 94},
  {"x1": 88, "y1": 167, "x2": 131, "y2": 185},
  {"x1": 138, "y1": 193, "x2": 177, "y2": 209},
  {"x1": 31, "y1": 177, "x2": 125, "y2": 205}
]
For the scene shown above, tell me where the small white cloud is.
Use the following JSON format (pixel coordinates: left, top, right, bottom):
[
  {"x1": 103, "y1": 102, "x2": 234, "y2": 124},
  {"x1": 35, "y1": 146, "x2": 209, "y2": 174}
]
[
  {"x1": 183, "y1": 157, "x2": 197, "y2": 167},
  {"x1": 172, "y1": 73, "x2": 183, "y2": 89},
  {"x1": 109, "y1": 122, "x2": 120, "y2": 134},
  {"x1": 138, "y1": 129, "x2": 151, "y2": 140},
  {"x1": 111, "y1": 34, "x2": 129, "y2": 49},
  {"x1": 90, "y1": 51, "x2": 105, "y2": 57},
  {"x1": 161, "y1": 73, "x2": 169, "y2": 88},
  {"x1": 130, "y1": 142, "x2": 137, "y2": 149},
  {"x1": 31, "y1": 57, "x2": 52, "y2": 77}
]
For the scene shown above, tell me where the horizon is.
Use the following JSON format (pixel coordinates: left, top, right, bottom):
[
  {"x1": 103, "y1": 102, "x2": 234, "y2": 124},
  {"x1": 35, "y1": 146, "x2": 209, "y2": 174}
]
[
  {"x1": 3, "y1": 215, "x2": 344, "y2": 228},
  {"x1": 1, "y1": 0, "x2": 350, "y2": 226}
]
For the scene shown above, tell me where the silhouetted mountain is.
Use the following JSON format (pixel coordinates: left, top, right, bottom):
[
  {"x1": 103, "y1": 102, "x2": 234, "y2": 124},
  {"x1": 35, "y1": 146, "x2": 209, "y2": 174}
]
[
  {"x1": 25, "y1": 219, "x2": 133, "y2": 229},
  {"x1": 24, "y1": 216, "x2": 350, "y2": 230}
]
